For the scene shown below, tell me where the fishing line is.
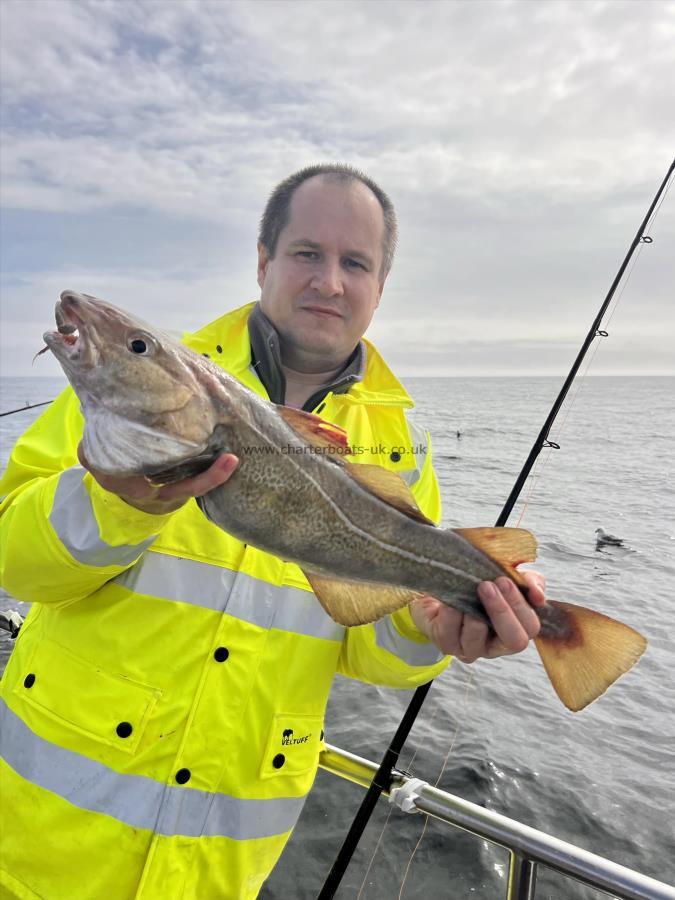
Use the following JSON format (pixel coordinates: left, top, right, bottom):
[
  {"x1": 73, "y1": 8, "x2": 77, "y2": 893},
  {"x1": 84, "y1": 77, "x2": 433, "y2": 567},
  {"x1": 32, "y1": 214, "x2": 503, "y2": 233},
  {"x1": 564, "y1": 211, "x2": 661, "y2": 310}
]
[
  {"x1": 396, "y1": 667, "x2": 475, "y2": 900},
  {"x1": 354, "y1": 698, "x2": 445, "y2": 899},
  {"x1": 515, "y1": 241, "x2": 646, "y2": 528},
  {"x1": 513, "y1": 167, "x2": 674, "y2": 529},
  {"x1": 548, "y1": 237, "x2": 647, "y2": 438},
  {"x1": 354, "y1": 667, "x2": 475, "y2": 900},
  {"x1": 354, "y1": 798, "x2": 395, "y2": 899},
  {"x1": 318, "y1": 156, "x2": 675, "y2": 899},
  {"x1": 648, "y1": 170, "x2": 674, "y2": 222}
]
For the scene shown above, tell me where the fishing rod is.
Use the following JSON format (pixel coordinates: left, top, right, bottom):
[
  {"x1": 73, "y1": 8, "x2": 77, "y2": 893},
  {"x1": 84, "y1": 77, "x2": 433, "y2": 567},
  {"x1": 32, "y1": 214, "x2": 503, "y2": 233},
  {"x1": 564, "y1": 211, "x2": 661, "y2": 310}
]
[
  {"x1": 0, "y1": 400, "x2": 53, "y2": 417},
  {"x1": 317, "y1": 155, "x2": 675, "y2": 899}
]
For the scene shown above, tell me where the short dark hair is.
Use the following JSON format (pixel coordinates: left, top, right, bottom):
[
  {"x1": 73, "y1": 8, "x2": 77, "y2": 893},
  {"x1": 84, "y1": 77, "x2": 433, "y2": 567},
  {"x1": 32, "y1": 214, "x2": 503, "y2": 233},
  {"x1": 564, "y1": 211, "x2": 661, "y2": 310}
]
[{"x1": 258, "y1": 163, "x2": 397, "y2": 277}]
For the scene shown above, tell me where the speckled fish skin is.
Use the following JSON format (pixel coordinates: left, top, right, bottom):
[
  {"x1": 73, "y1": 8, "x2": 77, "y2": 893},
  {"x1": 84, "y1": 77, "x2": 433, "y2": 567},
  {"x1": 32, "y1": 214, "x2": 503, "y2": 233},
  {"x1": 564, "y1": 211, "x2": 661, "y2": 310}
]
[
  {"x1": 44, "y1": 290, "x2": 520, "y2": 626},
  {"x1": 197, "y1": 408, "x2": 506, "y2": 625},
  {"x1": 42, "y1": 291, "x2": 651, "y2": 711}
]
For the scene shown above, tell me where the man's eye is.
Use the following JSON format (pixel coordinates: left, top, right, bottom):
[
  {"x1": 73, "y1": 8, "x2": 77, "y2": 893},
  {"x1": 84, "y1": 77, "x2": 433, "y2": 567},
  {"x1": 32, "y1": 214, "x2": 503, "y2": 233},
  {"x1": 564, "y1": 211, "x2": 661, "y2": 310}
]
[
  {"x1": 345, "y1": 258, "x2": 366, "y2": 270},
  {"x1": 297, "y1": 251, "x2": 318, "y2": 259}
]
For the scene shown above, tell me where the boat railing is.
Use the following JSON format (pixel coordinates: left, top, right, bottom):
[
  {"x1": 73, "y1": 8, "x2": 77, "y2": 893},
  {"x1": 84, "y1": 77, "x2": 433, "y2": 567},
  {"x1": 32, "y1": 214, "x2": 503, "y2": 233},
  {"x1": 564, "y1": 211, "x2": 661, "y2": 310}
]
[{"x1": 319, "y1": 744, "x2": 675, "y2": 900}]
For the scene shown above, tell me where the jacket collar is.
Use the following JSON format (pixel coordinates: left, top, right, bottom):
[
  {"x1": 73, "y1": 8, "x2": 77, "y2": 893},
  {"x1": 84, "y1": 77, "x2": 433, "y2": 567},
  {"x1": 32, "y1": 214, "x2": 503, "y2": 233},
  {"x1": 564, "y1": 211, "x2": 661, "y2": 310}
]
[
  {"x1": 247, "y1": 303, "x2": 365, "y2": 408},
  {"x1": 184, "y1": 301, "x2": 414, "y2": 410}
]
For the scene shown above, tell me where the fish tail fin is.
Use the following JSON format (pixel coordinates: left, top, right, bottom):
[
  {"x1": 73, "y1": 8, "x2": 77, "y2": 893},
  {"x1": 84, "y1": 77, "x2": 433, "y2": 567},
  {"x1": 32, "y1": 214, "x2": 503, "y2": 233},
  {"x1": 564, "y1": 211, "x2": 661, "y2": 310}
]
[{"x1": 535, "y1": 600, "x2": 646, "y2": 711}]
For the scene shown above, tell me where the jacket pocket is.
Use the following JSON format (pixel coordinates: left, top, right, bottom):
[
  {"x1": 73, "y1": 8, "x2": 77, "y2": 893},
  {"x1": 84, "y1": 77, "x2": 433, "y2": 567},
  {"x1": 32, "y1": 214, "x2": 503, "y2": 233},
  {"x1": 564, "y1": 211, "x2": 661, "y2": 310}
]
[
  {"x1": 259, "y1": 713, "x2": 323, "y2": 781},
  {"x1": 13, "y1": 636, "x2": 161, "y2": 755}
]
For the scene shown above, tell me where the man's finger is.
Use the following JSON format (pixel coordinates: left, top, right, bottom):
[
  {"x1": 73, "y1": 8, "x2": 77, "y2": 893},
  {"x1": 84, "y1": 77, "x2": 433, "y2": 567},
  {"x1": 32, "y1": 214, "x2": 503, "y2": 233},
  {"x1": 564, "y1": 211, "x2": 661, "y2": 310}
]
[
  {"x1": 496, "y1": 577, "x2": 541, "y2": 638},
  {"x1": 477, "y1": 579, "x2": 538, "y2": 652},
  {"x1": 76, "y1": 442, "x2": 88, "y2": 469},
  {"x1": 522, "y1": 569, "x2": 546, "y2": 607},
  {"x1": 456, "y1": 615, "x2": 491, "y2": 663},
  {"x1": 161, "y1": 454, "x2": 239, "y2": 502}
]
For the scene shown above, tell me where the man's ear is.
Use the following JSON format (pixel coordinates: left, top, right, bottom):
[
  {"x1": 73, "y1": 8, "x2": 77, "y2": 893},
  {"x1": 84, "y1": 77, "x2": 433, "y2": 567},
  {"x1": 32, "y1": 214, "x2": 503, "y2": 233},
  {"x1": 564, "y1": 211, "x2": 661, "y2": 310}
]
[
  {"x1": 257, "y1": 242, "x2": 269, "y2": 290},
  {"x1": 374, "y1": 277, "x2": 385, "y2": 308}
]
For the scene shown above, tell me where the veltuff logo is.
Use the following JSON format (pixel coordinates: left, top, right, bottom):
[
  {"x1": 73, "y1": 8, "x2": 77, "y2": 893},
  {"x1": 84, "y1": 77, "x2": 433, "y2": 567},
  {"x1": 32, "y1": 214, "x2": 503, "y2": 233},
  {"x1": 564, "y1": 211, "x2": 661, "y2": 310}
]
[{"x1": 281, "y1": 728, "x2": 311, "y2": 746}]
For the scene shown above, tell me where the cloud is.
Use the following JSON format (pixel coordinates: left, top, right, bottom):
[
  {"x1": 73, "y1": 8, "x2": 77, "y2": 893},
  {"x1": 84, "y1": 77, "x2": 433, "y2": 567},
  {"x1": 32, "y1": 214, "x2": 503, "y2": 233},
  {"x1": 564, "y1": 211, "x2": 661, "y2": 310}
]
[
  {"x1": 3, "y1": 0, "x2": 672, "y2": 209},
  {"x1": 1, "y1": 0, "x2": 673, "y2": 376},
  {"x1": 0, "y1": 263, "x2": 259, "y2": 379}
]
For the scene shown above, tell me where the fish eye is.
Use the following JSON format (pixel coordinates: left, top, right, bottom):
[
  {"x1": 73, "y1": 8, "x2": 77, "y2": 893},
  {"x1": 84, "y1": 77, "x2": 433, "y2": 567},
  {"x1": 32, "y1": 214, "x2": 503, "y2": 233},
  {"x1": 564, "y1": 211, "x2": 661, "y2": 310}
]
[{"x1": 127, "y1": 333, "x2": 156, "y2": 355}]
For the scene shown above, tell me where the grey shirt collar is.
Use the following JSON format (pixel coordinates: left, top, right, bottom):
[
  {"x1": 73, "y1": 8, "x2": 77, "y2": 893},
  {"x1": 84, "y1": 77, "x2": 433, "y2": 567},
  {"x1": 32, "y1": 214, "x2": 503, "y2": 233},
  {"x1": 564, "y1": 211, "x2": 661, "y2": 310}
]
[{"x1": 248, "y1": 303, "x2": 365, "y2": 411}]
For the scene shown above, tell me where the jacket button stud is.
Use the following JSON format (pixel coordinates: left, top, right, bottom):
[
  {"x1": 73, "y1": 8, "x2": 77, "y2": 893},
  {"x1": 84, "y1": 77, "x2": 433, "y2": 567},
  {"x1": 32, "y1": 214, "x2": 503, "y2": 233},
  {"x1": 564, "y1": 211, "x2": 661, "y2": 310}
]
[
  {"x1": 216, "y1": 344, "x2": 223, "y2": 354},
  {"x1": 24, "y1": 673, "x2": 36, "y2": 688},
  {"x1": 213, "y1": 647, "x2": 229, "y2": 662},
  {"x1": 116, "y1": 722, "x2": 133, "y2": 739},
  {"x1": 175, "y1": 768, "x2": 191, "y2": 784},
  {"x1": 390, "y1": 450, "x2": 401, "y2": 462},
  {"x1": 272, "y1": 754, "x2": 285, "y2": 769}
]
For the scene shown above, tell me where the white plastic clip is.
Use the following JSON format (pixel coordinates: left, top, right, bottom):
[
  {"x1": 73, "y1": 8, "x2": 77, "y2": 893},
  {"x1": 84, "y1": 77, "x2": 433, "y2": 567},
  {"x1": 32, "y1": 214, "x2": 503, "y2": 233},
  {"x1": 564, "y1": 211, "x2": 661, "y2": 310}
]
[{"x1": 388, "y1": 778, "x2": 426, "y2": 814}]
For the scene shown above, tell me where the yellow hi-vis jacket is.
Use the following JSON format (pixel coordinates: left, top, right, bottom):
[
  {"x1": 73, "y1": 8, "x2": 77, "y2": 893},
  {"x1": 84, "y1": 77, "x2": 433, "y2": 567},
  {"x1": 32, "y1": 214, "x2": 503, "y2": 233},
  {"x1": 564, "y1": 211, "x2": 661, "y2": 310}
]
[{"x1": 0, "y1": 302, "x2": 450, "y2": 900}]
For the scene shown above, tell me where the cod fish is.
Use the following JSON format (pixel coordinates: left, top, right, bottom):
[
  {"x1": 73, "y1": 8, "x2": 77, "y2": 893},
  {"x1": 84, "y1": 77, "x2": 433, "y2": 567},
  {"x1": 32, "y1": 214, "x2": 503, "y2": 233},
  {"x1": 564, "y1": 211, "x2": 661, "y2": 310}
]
[{"x1": 43, "y1": 290, "x2": 647, "y2": 712}]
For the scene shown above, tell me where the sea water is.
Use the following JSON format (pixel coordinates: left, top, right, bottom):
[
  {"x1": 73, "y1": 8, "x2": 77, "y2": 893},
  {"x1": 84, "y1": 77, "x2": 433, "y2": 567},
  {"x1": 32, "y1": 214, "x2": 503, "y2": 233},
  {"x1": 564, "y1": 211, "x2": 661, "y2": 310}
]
[{"x1": 1, "y1": 375, "x2": 674, "y2": 899}]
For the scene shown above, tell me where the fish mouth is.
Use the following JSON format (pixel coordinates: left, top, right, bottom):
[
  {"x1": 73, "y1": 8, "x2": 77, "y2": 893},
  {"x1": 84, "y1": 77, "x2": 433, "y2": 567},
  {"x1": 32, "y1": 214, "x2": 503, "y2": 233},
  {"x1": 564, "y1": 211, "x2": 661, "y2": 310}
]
[{"x1": 42, "y1": 291, "x2": 92, "y2": 364}]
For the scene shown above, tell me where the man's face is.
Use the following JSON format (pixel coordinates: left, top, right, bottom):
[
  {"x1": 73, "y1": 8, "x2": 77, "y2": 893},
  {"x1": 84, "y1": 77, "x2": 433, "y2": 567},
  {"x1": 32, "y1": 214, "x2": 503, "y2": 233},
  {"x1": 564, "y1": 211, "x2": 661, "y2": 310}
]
[{"x1": 257, "y1": 176, "x2": 386, "y2": 370}]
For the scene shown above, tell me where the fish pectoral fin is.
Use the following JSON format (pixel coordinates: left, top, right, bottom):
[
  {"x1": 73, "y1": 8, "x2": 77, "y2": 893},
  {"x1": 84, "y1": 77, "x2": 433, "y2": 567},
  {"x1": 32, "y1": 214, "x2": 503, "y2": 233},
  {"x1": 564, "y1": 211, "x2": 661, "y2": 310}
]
[
  {"x1": 454, "y1": 527, "x2": 537, "y2": 579},
  {"x1": 145, "y1": 451, "x2": 218, "y2": 485},
  {"x1": 345, "y1": 463, "x2": 436, "y2": 525},
  {"x1": 277, "y1": 406, "x2": 351, "y2": 454},
  {"x1": 535, "y1": 600, "x2": 647, "y2": 712},
  {"x1": 145, "y1": 425, "x2": 229, "y2": 485},
  {"x1": 303, "y1": 570, "x2": 422, "y2": 626}
]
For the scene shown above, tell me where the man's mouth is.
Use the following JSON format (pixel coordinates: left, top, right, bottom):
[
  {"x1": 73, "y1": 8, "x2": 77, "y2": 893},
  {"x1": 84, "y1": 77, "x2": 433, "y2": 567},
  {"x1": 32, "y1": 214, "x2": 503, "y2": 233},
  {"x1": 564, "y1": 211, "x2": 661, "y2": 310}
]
[{"x1": 301, "y1": 305, "x2": 343, "y2": 319}]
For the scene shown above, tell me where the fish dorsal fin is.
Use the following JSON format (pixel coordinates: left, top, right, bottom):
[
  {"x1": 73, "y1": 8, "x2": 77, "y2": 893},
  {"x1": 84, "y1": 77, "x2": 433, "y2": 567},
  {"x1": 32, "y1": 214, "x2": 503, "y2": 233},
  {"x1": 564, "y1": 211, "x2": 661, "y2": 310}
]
[
  {"x1": 303, "y1": 570, "x2": 422, "y2": 626},
  {"x1": 345, "y1": 462, "x2": 435, "y2": 525},
  {"x1": 454, "y1": 527, "x2": 538, "y2": 583},
  {"x1": 277, "y1": 406, "x2": 351, "y2": 454},
  {"x1": 278, "y1": 405, "x2": 433, "y2": 526}
]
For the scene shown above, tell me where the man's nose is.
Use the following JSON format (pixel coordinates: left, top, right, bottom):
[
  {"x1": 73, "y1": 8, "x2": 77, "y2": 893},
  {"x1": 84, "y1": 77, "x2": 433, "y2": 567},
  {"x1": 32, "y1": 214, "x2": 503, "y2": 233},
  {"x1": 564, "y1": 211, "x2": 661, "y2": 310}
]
[{"x1": 310, "y1": 258, "x2": 344, "y2": 297}]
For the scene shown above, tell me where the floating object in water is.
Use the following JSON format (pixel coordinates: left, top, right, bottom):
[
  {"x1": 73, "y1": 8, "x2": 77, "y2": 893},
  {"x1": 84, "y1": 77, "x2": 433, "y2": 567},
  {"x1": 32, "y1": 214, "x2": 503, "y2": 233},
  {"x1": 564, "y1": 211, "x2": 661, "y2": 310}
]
[{"x1": 595, "y1": 527, "x2": 624, "y2": 548}]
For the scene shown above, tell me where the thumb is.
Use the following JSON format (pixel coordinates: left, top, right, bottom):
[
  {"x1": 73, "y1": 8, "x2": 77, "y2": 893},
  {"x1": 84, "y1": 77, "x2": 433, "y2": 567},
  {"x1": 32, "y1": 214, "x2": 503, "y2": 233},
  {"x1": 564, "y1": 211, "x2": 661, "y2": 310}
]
[{"x1": 77, "y1": 441, "x2": 90, "y2": 470}]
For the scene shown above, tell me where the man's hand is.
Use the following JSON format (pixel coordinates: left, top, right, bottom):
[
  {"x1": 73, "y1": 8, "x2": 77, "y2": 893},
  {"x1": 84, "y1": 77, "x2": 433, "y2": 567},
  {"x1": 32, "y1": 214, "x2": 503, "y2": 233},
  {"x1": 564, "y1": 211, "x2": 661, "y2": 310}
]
[
  {"x1": 78, "y1": 443, "x2": 239, "y2": 516},
  {"x1": 410, "y1": 571, "x2": 546, "y2": 662}
]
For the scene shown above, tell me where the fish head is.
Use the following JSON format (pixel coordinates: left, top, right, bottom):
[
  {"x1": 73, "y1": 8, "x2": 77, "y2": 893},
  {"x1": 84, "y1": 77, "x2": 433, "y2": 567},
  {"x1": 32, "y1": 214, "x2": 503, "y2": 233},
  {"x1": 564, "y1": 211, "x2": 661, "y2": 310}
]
[{"x1": 44, "y1": 290, "x2": 231, "y2": 476}]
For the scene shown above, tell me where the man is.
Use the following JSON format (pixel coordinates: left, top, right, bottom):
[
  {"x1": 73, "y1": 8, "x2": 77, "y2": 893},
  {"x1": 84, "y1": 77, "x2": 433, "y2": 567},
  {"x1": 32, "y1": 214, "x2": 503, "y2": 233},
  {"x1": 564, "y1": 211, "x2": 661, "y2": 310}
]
[{"x1": 0, "y1": 164, "x2": 544, "y2": 899}]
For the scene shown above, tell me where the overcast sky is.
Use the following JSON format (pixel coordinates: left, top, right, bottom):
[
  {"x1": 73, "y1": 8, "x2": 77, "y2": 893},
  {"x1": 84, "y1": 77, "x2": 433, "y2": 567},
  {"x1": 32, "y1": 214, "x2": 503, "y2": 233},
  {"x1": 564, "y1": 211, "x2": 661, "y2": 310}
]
[{"x1": 1, "y1": 0, "x2": 673, "y2": 379}]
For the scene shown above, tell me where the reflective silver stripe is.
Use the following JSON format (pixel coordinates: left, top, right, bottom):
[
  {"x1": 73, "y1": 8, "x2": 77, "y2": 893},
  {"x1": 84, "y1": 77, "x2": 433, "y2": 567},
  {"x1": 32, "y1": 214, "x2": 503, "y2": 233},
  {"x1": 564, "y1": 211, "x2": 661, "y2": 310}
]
[
  {"x1": 400, "y1": 419, "x2": 428, "y2": 487},
  {"x1": 50, "y1": 467, "x2": 156, "y2": 567},
  {"x1": 374, "y1": 617, "x2": 444, "y2": 666},
  {"x1": 399, "y1": 467, "x2": 420, "y2": 486},
  {"x1": 114, "y1": 552, "x2": 345, "y2": 642},
  {"x1": 0, "y1": 700, "x2": 305, "y2": 840}
]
